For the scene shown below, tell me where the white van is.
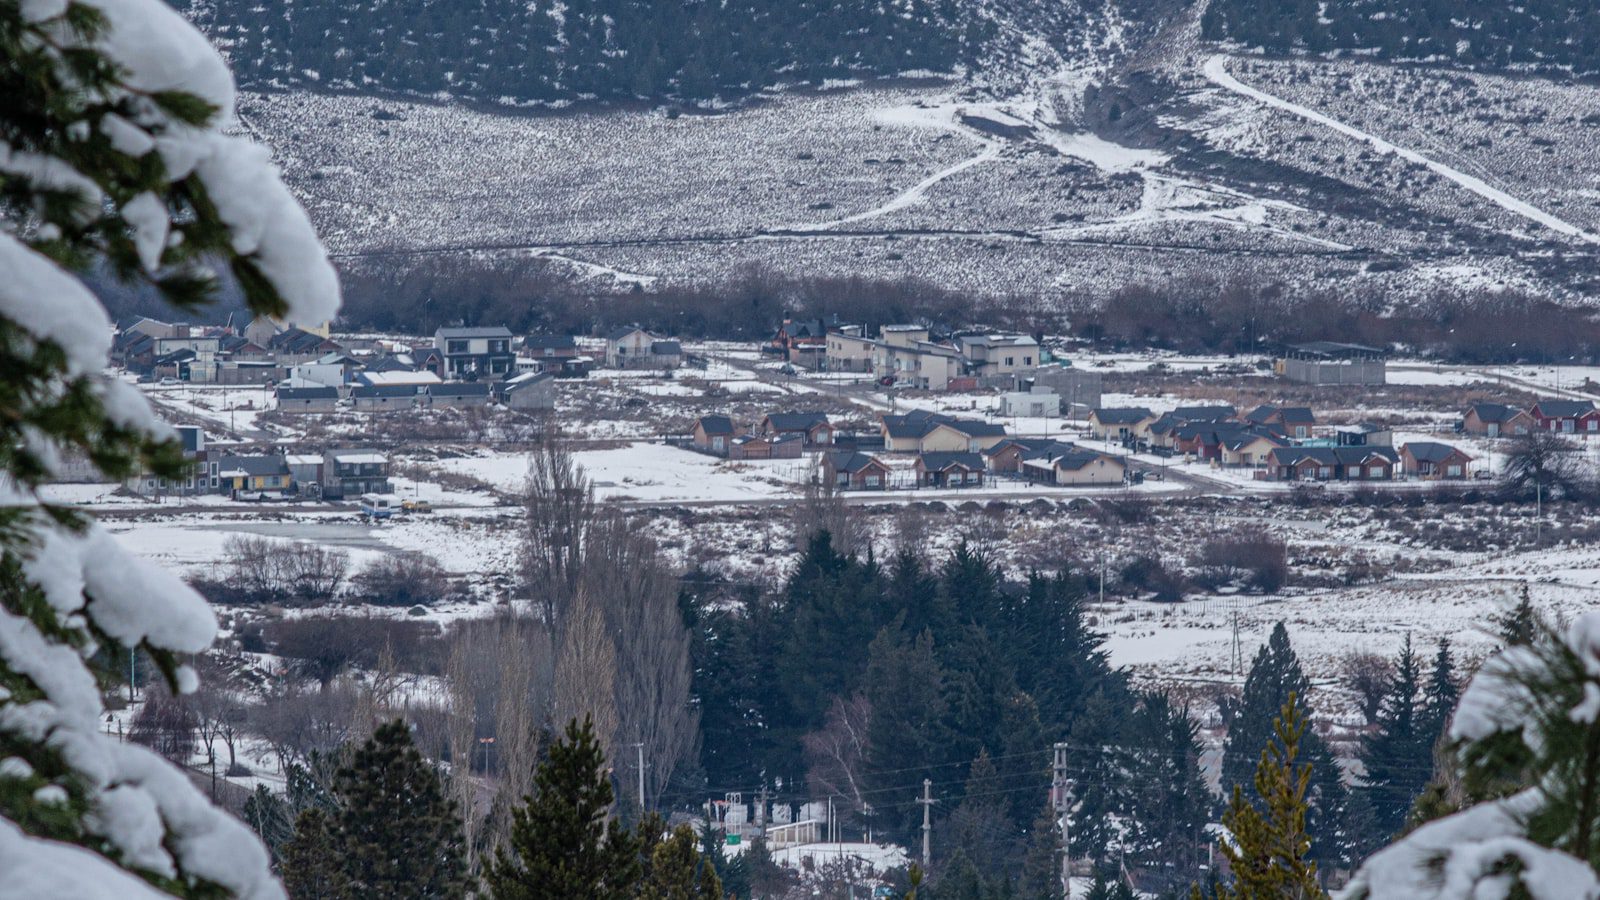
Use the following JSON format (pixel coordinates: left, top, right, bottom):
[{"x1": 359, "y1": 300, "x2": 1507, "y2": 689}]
[{"x1": 359, "y1": 493, "x2": 398, "y2": 519}]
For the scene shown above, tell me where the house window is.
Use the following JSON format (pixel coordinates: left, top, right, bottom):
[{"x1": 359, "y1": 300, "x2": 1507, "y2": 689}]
[
  {"x1": 1024, "y1": 356, "x2": 1033, "y2": 365},
  {"x1": 1447, "y1": 464, "x2": 1462, "y2": 477},
  {"x1": 489, "y1": 340, "x2": 508, "y2": 353},
  {"x1": 446, "y1": 340, "x2": 468, "y2": 354},
  {"x1": 1004, "y1": 356, "x2": 1014, "y2": 367},
  {"x1": 865, "y1": 475, "x2": 881, "y2": 487}
]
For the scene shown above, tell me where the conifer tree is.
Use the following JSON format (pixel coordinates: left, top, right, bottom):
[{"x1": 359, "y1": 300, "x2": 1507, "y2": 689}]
[
  {"x1": 642, "y1": 825, "x2": 723, "y2": 900},
  {"x1": 1419, "y1": 638, "x2": 1459, "y2": 750},
  {"x1": 1201, "y1": 695, "x2": 1325, "y2": 900},
  {"x1": 1222, "y1": 622, "x2": 1312, "y2": 796},
  {"x1": 0, "y1": 0, "x2": 338, "y2": 892},
  {"x1": 1016, "y1": 805, "x2": 1063, "y2": 900},
  {"x1": 331, "y1": 720, "x2": 470, "y2": 899},
  {"x1": 1360, "y1": 636, "x2": 1429, "y2": 841},
  {"x1": 489, "y1": 715, "x2": 643, "y2": 899},
  {"x1": 1495, "y1": 584, "x2": 1538, "y2": 648},
  {"x1": 280, "y1": 808, "x2": 347, "y2": 900}
]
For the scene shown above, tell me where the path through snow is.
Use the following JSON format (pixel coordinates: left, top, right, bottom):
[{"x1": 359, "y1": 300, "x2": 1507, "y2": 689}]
[
  {"x1": 1203, "y1": 54, "x2": 1600, "y2": 245},
  {"x1": 793, "y1": 131, "x2": 1002, "y2": 231}
]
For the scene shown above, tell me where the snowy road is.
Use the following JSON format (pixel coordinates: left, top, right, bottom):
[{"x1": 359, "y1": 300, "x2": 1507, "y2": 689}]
[
  {"x1": 793, "y1": 137, "x2": 1002, "y2": 231},
  {"x1": 1202, "y1": 54, "x2": 1600, "y2": 246}
]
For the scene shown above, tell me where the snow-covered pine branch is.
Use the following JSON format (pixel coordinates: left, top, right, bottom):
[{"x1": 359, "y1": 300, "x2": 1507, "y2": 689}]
[{"x1": 0, "y1": 0, "x2": 338, "y2": 896}]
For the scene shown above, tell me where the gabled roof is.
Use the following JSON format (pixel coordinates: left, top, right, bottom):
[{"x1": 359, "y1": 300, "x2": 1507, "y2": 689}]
[
  {"x1": 436, "y1": 325, "x2": 513, "y2": 340},
  {"x1": 1533, "y1": 400, "x2": 1596, "y2": 418},
  {"x1": 764, "y1": 411, "x2": 831, "y2": 431},
  {"x1": 523, "y1": 334, "x2": 577, "y2": 351},
  {"x1": 1052, "y1": 450, "x2": 1123, "y2": 471},
  {"x1": 364, "y1": 354, "x2": 416, "y2": 373},
  {"x1": 1268, "y1": 446, "x2": 1399, "y2": 466},
  {"x1": 351, "y1": 384, "x2": 423, "y2": 399},
  {"x1": 428, "y1": 382, "x2": 492, "y2": 398},
  {"x1": 1403, "y1": 442, "x2": 1472, "y2": 463},
  {"x1": 1244, "y1": 404, "x2": 1314, "y2": 424},
  {"x1": 217, "y1": 454, "x2": 288, "y2": 477},
  {"x1": 984, "y1": 437, "x2": 1066, "y2": 457},
  {"x1": 697, "y1": 415, "x2": 737, "y2": 435},
  {"x1": 826, "y1": 451, "x2": 888, "y2": 474},
  {"x1": 651, "y1": 340, "x2": 683, "y2": 356},
  {"x1": 917, "y1": 452, "x2": 985, "y2": 472},
  {"x1": 1170, "y1": 405, "x2": 1236, "y2": 422},
  {"x1": 1091, "y1": 407, "x2": 1154, "y2": 425},
  {"x1": 605, "y1": 326, "x2": 649, "y2": 341},
  {"x1": 276, "y1": 386, "x2": 339, "y2": 401},
  {"x1": 269, "y1": 328, "x2": 335, "y2": 353},
  {"x1": 502, "y1": 372, "x2": 555, "y2": 391},
  {"x1": 1221, "y1": 430, "x2": 1287, "y2": 451},
  {"x1": 1465, "y1": 402, "x2": 1525, "y2": 423},
  {"x1": 945, "y1": 419, "x2": 1007, "y2": 438}
]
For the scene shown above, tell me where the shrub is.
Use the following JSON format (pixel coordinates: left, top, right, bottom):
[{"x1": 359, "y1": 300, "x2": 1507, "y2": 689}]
[
  {"x1": 1193, "y1": 529, "x2": 1288, "y2": 593},
  {"x1": 350, "y1": 552, "x2": 452, "y2": 607}
]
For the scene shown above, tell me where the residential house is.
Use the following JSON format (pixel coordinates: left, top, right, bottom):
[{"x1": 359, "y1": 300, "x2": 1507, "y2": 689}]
[
  {"x1": 275, "y1": 385, "x2": 341, "y2": 413},
  {"x1": 268, "y1": 327, "x2": 341, "y2": 363},
  {"x1": 1401, "y1": 442, "x2": 1474, "y2": 480},
  {"x1": 426, "y1": 382, "x2": 493, "y2": 408},
  {"x1": 983, "y1": 438, "x2": 1077, "y2": 475},
  {"x1": 496, "y1": 372, "x2": 557, "y2": 411},
  {"x1": 1021, "y1": 448, "x2": 1127, "y2": 486},
  {"x1": 1462, "y1": 403, "x2": 1535, "y2": 438},
  {"x1": 729, "y1": 433, "x2": 804, "y2": 460},
  {"x1": 1279, "y1": 342, "x2": 1387, "y2": 385},
  {"x1": 692, "y1": 415, "x2": 743, "y2": 456},
  {"x1": 825, "y1": 332, "x2": 877, "y2": 374},
  {"x1": 770, "y1": 318, "x2": 849, "y2": 367},
  {"x1": 285, "y1": 453, "x2": 323, "y2": 493},
  {"x1": 1243, "y1": 405, "x2": 1316, "y2": 440},
  {"x1": 879, "y1": 411, "x2": 1007, "y2": 453},
  {"x1": 1336, "y1": 423, "x2": 1394, "y2": 447},
  {"x1": 605, "y1": 327, "x2": 682, "y2": 369},
  {"x1": 354, "y1": 369, "x2": 442, "y2": 389},
  {"x1": 998, "y1": 391, "x2": 1061, "y2": 418},
  {"x1": 1530, "y1": 400, "x2": 1599, "y2": 435},
  {"x1": 1088, "y1": 408, "x2": 1156, "y2": 442},
  {"x1": 126, "y1": 425, "x2": 211, "y2": 495},
  {"x1": 321, "y1": 450, "x2": 391, "y2": 499},
  {"x1": 822, "y1": 451, "x2": 893, "y2": 490},
  {"x1": 350, "y1": 384, "x2": 424, "y2": 411},
  {"x1": 1220, "y1": 431, "x2": 1288, "y2": 467},
  {"x1": 112, "y1": 329, "x2": 158, "y2": 372},
  {"x1": 916, "y1": 452, "x2": 985, "y2": 488},
  {"x1": 521, "y1": 334, "x2": 578, "y2": 362},
  {"x1": 217, "y1": 454, "x2": 291, "y2": 496},
  {"x1": 874, "y1": 338, "x2": 963, "y2": 390},
  {"x1": 759, "y1": 412, "x2": 834, "y2": 448},
  {"x1": 1264, "y1": 446, "x2": 1399, "y2": 481},
  {"x1": 435, "y1": 326, "x2": 515, "y2": 379},
  {"x1": 956, "y1": 334, "x2": 1039, "y2": 378}
]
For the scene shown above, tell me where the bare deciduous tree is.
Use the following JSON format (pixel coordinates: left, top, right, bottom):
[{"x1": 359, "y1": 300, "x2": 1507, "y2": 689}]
[
  {"x1": 802, "y1": 693, "x2": 872, "y2": 816},
  {"x1": 218, "y1": 535, "x2": 350, "y2": 604},
  {"x1": 792, "y1": 464, "x2": 865, "y2": 555},
  {"x1": 1340, "y1": 650, "x2": 1396, "y2": 726},
  {"x1": 519, "y1": 441, "x2": 596, "y2": 626},
  {"x1": 551, "y1": 593, "x2": 618, "y2": 762}
]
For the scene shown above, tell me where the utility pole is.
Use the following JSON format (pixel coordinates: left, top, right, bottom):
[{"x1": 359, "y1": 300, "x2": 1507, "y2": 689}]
[
  {"x1": 917, "y1": 778, "x2": 935, "y2": 869},
  {"x1": 1052, "y1": 743, "x2": 1073, "y2": 899},
  {"x1": 633, "y1": 743, "x2": 646, "y2": 811},
  {"x1": 755, "y1": 782, "x2": 768, "y2": 835},
  {"x1": 1230, "y1": 609, "x2": 1244, "y2": 678}
]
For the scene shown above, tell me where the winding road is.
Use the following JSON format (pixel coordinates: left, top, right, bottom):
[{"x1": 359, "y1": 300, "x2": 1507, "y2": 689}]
[{"x1": 1202, "y1": 54, "x2": 1600, "y2": 246}]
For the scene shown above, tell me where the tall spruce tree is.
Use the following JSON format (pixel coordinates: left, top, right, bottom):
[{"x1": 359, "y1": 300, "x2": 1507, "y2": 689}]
[
  {"x1": 642, "y1": 825, "x2": 723, "y2": 900},
  {"x1": 1360, "y1": 636, "x2": 1430, "y2": 841},
  {"x1": 0, "y1": 0, "x2": 338, "y2": 892},
  {"x1": 1418, "y1": 638, "x2": 1459, "y2": 751},
  {"x1": 1495, "y1": 585, "x2": 1538, "y2": 648},
  {"x1": 1223, "y1": 622, "x2": 1312, "y2": 796},
  {"x1": 1201, "y1": 695, "x2": 1325, "y2": 900},
  {"x1": 1016, "y1": 805, "x2": 1063, "y2": 900},
  {"x1": 489, "y1": 716, "x2": 643, "y2": 899},
  {"x1": 331, "y1": 720, "x2": 470, "y2": 899},
  {"x1": 280, "y1": 808, "x2": 347, "y2": 900}
]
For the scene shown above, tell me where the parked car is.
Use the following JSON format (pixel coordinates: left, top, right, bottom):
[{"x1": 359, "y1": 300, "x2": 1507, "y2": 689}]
[{"x1": 402, "y1": 498, "x2": 433, "y2": 513}]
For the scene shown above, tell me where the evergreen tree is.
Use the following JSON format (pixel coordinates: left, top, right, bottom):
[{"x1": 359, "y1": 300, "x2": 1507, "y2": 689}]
[
  {"x1": 699, "y1": 817, "x2": 748, "y2": 899},
  {"x1": 0, "y1": 0, "x2": 337, "y2": 891},
  {"x1": 1360, "y1": 636, "x2": 1430, "y2": 841},
  {"x1": 941, "y1": 750, "x2": 1010, "y2": 879},
  {"x1": 643, "y1": 824, "x2": 723, "y2": 900},
  {"x1": 1130, "y1": 695, "x2": 1214, "y2": 892},
  {"x1": 863, "y1": 626, "x2": 949, "y2": 837},
  {"x1": 1201, "y1": 695, "x2": 1325, "y2": 900},
  {"x1": 1016, "y1": 805, "x2": 1062, "y2": 900},
  {"x1": 281, "y1": 808, "x2": 348, "y2": 900},
  {"x1": 1419, "y1": 638, "x2": 1459, "y2": 750},
  {"x1": 1222, "y1": 622, "x2": 1312, "y2": 796},
  {"x1": 1495, "y1": 584, "x2": 1538, "y2": 647},
  {"x1": 776, "y1": 531, "x2": 885, "y2": 729},
  {"x1": 489, "y1": 715, "x2": 643, "y2": 899},
  {"x1": 1084, "y1": 873, "x2": 1113, "y2": 900},
  {"x1": 1345, "y1": 612, "x2": 1600, "y2": 897},
  {"x1": 331, "y1": 719, "x2": 471, "y2": 899}
]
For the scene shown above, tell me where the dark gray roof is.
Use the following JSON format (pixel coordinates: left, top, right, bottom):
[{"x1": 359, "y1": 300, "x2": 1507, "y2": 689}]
[
  {"x1": 765, "y1": 411, "x2": 830, "y2": 431},
  {"x1": 1092, "y1": 407, "x2": 1154, "y2": 425},
  {"x1": 605, "y1": 326, "x2": 647, "y2": 341},
  {"x1": 501, "y1": 373, "x2": 555, "y2": 392},
  {"x1": 523, "y1": 334, "x2": 577, "y2": 351},
  {"x1": 1534, "y1": 400, "x2": 1595, "y2": 418},
  {"x1": 218, "y1": 454, "x2": 288, "y2": 476},
  {"x1": 436, "y1": 326, "x2": 513, "y2": 339},
  {"x1": 1170, "y1": 406, "x2": 1236, "y2": 422},
  {"x1": 697, "y1": 415, "x2": 737, "y2": 435},
  {"x1": 277, "y1": 386, "x2": 339, "y2": 400},
  {"x1": 1052, "y1": 449, "x2": 1121, "y2": 471},
  {"x1": 1466, "y1": 403, "x2": 1523, "y2": 423},
  {"x1": 947, "y1": 420, "x2": 1007, "y2": 438},
  {"x1": 1288, "y1": 341, "x2": 1386, "y2": 358},
  {"x1": 827, "y1": 451, "x2": 887, "y2": 474},
  {"x1": 352, "y1": 384, "x2": 423, "y2": 398},
  {"x1": 918, "y1": 452, "x2": 984, "y2": 471},
  {"x1": 1269, "y1": 446, "x2": 1399, "y2": 466},
  {"x1": 428, "y1": 382, "x2": 492, "y2": 397},
  {"x1": 651, "y1": 340, "x2": 683, "y2": 355},
  {"x1": 1403, "y1": 442, "x2": 1471, "y2": 463}
]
